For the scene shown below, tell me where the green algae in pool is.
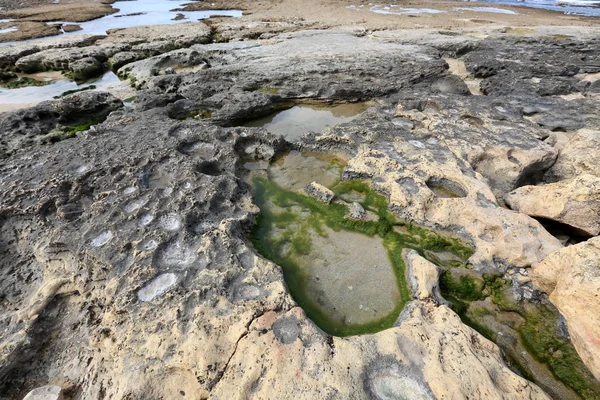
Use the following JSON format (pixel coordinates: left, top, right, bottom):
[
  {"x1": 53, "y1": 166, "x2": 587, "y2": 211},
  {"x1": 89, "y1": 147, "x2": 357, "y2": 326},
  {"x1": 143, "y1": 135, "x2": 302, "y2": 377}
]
[
  {"x1": 244, "y1": 102, "x2": 370, "y2": 142},
  {"x1": 439, "y1": 268, "x2": 600, "y2": 400},
  {"x1": 246, "y1": 151, "x2": 472, "y2": 336}
]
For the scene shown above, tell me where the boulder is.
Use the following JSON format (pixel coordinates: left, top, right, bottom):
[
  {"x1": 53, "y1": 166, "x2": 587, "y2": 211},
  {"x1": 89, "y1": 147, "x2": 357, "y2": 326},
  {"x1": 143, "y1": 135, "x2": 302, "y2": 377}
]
[
  {"x1": 305, "y1": 181, "x2": 335, "y2": 203},
  {"x1": 23, "y1": 385, "x2": 64, "y2": 400},
  {"x1": 532, "y1": 237, "x2": 600, "y2": 380},
  {"x1": 505, "y1": 174, "x2": 600, "y2": 236},
  {"x1": 68, "y1": 56, "x2": 105, "y2": 81},
  {"x1": 545, "y1": 129, "x2": 600, "y2": 182},
  {"x1": 403, "y1": 249, "x2": 442, "y2": 302}
]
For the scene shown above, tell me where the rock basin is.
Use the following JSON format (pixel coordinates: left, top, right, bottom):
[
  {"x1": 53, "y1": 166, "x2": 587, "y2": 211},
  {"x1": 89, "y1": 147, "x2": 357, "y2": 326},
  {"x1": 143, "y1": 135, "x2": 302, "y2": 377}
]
[
  {"x1": 244, "y1": 102, "x2": 370, "y2": 142},
  {"x1": 245, "y1": 151, "x2": 471, "y2": 335}
]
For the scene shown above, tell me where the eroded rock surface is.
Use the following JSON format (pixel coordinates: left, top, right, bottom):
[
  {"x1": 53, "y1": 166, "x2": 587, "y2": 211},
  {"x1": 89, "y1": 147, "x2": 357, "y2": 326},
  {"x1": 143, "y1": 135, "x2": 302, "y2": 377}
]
[
  {"x1": 506, "y1": 174, "x2": 600, "y2": 236},
  {"x1": 1, "y1": 25, "x2": 600, "y2": 400},
  {"x1": 532, "y1": 237, "x2": 600, "y2": 381},
  {"x1": 0, "y1": 91, "x2": 122, "y2": 157}
]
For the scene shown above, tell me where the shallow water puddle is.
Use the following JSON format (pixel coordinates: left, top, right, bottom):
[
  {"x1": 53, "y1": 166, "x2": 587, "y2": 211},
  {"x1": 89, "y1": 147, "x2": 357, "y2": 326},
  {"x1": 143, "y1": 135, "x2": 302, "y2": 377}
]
[
  {"x1": 0, "y1": 0, "x2": 242, "y2": 45},
  {"x1": 0, "y1": 71, "x2": 120, "y2": 112},
  {"x1": 454, "y1": 7, "x2": 518, "y2": 14},
  {"x1": 348, "y1": 4, "x2": 445, "y2": 15},
  {"x1": 245, "y1": 152, "x2": 471, "y2": 336},
  {"x1": 53, "y1": 0, "x2": 242, "y2": 36},
  {"x1": 0, "y1": 26, "x2": 17, "y2": 35},
  {"x1": 244, "y1": 103, "x2": 370, "y2": 142}
]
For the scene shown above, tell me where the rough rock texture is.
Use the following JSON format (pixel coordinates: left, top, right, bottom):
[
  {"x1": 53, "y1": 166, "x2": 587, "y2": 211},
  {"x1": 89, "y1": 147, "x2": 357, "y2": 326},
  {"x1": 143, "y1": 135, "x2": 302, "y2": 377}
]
[
  {"x1": 0, "y1": 91, "x2": 123, "y2": 157},
  {"x1": 309, "y1": 103, "x2": 561, "y2": 270},
  {"x1": 2, "y1": 26, "x2": 600, "y2": 399},
  {"x1": 305, "y1": 181, "x2": 335, "y2": 203},
  {"x1": 506, "y1": 174, "x2": 600, "y2": 236},
  {"x1": 23, "y1": 385, "x2": 64, "y2": 400},
  {"x1": 0, "y1": 34, "x2": 105, "y2": 69},
  {"x1": 214, "y1": 303, "x2": 549, "y2": 400},
  {"x1": 545, "y1": 129, "x2": 600, "y2": 182},
  {"x1": 532, "y1": 237, "x2": 600, "y2": 381},
  {"x1": 0, "y1": 2, "x2": 117, "y2": 23},
  {"x1": 6, "y1": 23, "x2": 212, "y2": 78},
  {"x1": 403, "y1": 249, "x2": 442, "y2": 302}
]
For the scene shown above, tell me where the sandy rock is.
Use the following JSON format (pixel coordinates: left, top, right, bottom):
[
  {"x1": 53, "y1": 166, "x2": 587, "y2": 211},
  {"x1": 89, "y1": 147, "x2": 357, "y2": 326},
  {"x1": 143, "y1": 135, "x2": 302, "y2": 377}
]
[
  {"x1": 15, "y1": 45, "x2": 109, "y2": 73},
  {"x1": 314, "y1": 107, "x2": 562, "y2": 270},
  {"x1": 213, "y1": 303, "x2": 549, "y2": 399},
  {"x1": 0, "y1": 20, "x2": 61, "y2": 43},
  {"x1": 100, "y1": 22, "x2": 212, "y2": 47},
  {"x1": 505, "y1": 174, "x2": 600, "y2": 236},
  {"x1": 23, "y1": 385, "x2": 64, "y2": 400},
  {"x1": 109, "y1": 51, "x2": 144, "y2": 71},
  {"x1": 532, "y1": 237, "x2": 600, "y2": 380},
  {"x1": 403, "y1": 249, "x2": 441, "y2": 301},
  {"x1": 305, "y1": 181, "x2": 335, "y2": 203},
  {"x1": 545, "y1": 129, "x2": 600, "y2": 182}
]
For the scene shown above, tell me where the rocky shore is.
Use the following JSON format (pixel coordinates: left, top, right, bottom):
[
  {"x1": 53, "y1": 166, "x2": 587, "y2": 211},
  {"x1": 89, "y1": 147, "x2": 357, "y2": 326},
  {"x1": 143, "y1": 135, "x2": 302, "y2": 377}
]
[{"x1": 1, "y1": 1, "x2": 600, "y2": 399}]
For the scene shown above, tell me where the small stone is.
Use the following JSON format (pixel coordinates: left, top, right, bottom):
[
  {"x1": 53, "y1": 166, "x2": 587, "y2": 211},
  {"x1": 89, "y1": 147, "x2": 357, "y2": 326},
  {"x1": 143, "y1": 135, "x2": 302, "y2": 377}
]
[
  {"x1": 346, "y1": 202, "x2": 366, "y2": 220},
  {"x1": 23, "y1": 385, "x2": 64, "y2": 400},
  {"x1": 304, "y1": 181, "x2": 335, "y2": 204}
]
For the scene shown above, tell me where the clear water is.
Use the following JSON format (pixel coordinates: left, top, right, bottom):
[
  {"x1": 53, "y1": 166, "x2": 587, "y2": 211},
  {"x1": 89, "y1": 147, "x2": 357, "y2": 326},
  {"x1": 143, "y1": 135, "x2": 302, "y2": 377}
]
[
  {"x1": 462, "y1": 0, "x2": 600, "y2": 16},
  {"x1": 0, "y1": 0, "x2": 242, "y2": 46},
  {"x1": 0, "y1": 71, "x2": 121, "y2": 111},
  {"x1": 454, "y1": 6, "x2": 518, "y2": 14},
  {"x1": 348, "y1": 4, "x2": 445, "y2": 14},
  {"x1": 49, "y1": 0, "x2": 242, "y2": 36},
  {"x1": 244, "y1": 103, "x2": 370, "y2": 142}
]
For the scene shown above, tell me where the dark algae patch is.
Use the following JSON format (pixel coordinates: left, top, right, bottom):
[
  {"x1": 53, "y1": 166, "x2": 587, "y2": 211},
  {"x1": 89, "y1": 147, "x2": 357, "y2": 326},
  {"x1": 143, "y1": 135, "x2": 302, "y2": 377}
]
[{"x1": 247, "y1": 152, "x2": 471, "y2": 337}]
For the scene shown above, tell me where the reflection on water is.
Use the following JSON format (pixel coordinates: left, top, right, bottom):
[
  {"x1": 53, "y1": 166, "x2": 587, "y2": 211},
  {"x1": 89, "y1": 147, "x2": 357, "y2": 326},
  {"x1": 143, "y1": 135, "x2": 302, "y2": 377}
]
[
  {"x1": 52, "y1": 0, "x2": 242, "y2": 36},
  {"x1": 244, "y1": 103, "x2": 370, "y2": 142},
  {"x1": 0, "y1": 71, "x2": 120, "y2": 111},
  {"x1": 0, "y1": 0, "x2": 242, "y2": 46}
]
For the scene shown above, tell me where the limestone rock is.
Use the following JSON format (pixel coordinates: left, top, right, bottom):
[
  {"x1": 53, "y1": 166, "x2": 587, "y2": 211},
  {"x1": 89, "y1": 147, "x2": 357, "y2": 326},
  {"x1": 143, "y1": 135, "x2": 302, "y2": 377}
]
[
  {"x1": 0, "y1": 34, "x2": 105, "y2": 69},
  {"x1": 0, "y1": 91, "x2": 123, "y2": 157},
  {"x1": 213, "y1": 303, "x2": 550, "y2": 399},
  {"x1": 403, "y1": 249, "x2": 442, "y2": 302},
  {"x1": 68, "y1": 56, "x2": 105, "y2": 80},
  {"x1": 23, "y1": 385, "x2": 64, "y2": 400},
  {"x1": 532, "y1": 237, "x2": 600, "y2": 380},
  {"x1": 545, "y1": 130, "x2": 600, "y2": 182},
  {"x1": 305, "y1": 181, "x2": 335, "y2": 203},
  {"x1": 314, "y1": 107, "x2": 562, "y2": 270},
  {"x1": 505, "y1": 174, "x2": 600, "y2": 236},
  {"x1": 346, "y1": 202, "x2": 366, "y2": 220},
  {"x1": 109, "y1": 51, "x2": 144, "y2": 71}
]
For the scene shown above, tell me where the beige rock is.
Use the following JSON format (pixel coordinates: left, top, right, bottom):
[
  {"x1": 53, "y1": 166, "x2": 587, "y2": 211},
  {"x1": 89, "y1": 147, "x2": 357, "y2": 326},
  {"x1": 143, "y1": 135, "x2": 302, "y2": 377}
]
[
  {"x1": 213, "y1": 303, "x2": 550, "y2": 400},
  {"x1": 23, "y1": 385, "x2": 64, "y2": 400},
  {"x1": 340, "y1": 144, "x2": 562, "y2": 270},
  {"x1": 505, "y1": 174, "x2": 600, "y2": 236},
  {"x1": 545, "y1": 129, "x2": 600, "y2": 182},
  {"x1": 532, "y1": 237, "x2": 600, "y2": 380},
  {"x1": 403, "y1": 249, "x2": 441, "y2": 301}
]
